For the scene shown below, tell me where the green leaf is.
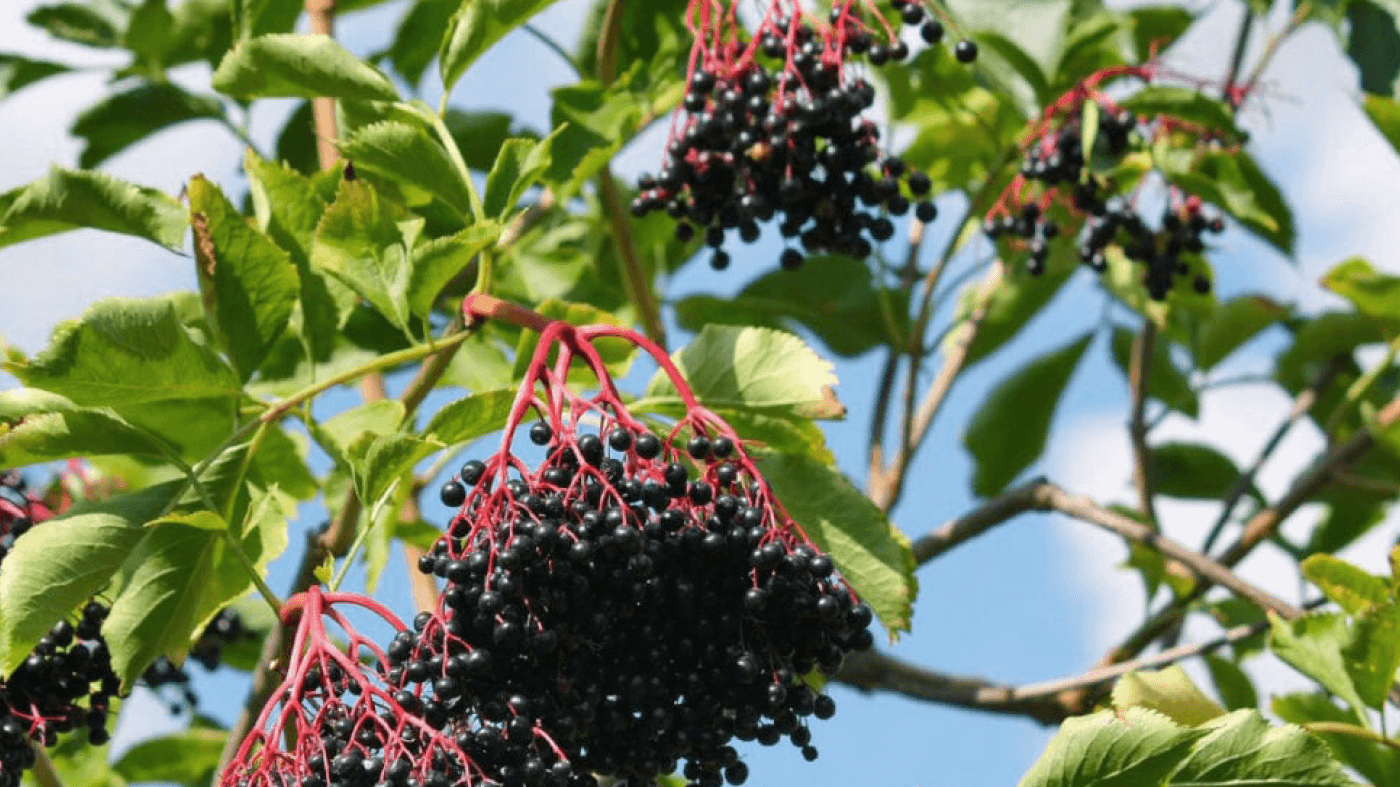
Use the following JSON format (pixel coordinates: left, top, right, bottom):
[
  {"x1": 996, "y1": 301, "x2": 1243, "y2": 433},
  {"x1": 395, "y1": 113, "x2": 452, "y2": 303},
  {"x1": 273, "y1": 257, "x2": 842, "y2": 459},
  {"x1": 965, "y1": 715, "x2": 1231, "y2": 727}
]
[
  {"x1": 1121, "y1": 86, "x2": 1240, "y2": 138},
  {"x1": 346, "y1": 431, "x2": 443, "y2": 510},
  {"x1": 213, "y1": 34, "x2": 399, "y2": 101},
  {"x1": 148, "y1": 510, "x2": 228, "y2": 531},
  {"x1": 316, "y1": 399, "x2": 405, "y2": 464},
  {"x1": 1149, "y1": 442, "x2": 1245, "y2": 500},
  {"x1": 26, "y1": 1, "x2": 129, "y2": 48},
  {"x1": 1344, "y1": 0, "x2": 1400, "y2": 97},
  {"x1": 1169, "y1": 709, "x2": 1358, "y2": 786},
  {"x1": 407, "y1": 222, "x2": 499, "y2": 316},
  {"x1": 1203, "y1": 654, "x2": 1259, "y2": 711},
  {"x1": 1269, "y1": 612, "x2": 1369, "y2": 719},
  {"x1": 641, "y1": 325, "x2": 842, "y2": 420},
  {"x1": 1363, "y1": 94, "x2": 1400, "y2": 155},
  {"x1": 754, "y1": 451, "x2": 915, "y2": 635},
  {"x1": 956, "y1": 264, "x2": 1075, "y2": 367},
  {"x1": 964, "y1": 333, "x2": 1092, "y2": 497},
  {"x1": 1308, "y1": 484, "x2": 1391, "y2": 555},
  {"x1": 1276, "y1": 311, "x2": 1389, "y2": 391},
  {"x1": 1274, "y1": 692, "x2": 1400, "y2": 786},
  {"x1": 72, "y1": 82, "x2": 225, "y2": 168},
  {"x1": 339, "y1": 120, "x2": 475, "y2": 217},
  {"x1": 189, "y1": 175, "x2": 300, "y2": 381},
  {"x1": 0, "y1": 394, "x2": 172, "y2": 465},
  {"x1": 6, "y1": 295, "x2": 242, "y2": 406},
  {"x1": 1126, "y1": 8, "x2": 1194, "y2": 63},
  {"x1": 1344, "y1": 602, "x2": 1400, "y2": 709},
  {"x1": 674, "y1": 256, "x2": 908, "y2": 357},
  {"x1": 0, "y1": 482, "x2": 181, "y2": 675},
  {"x1": 1112, "y1": 665, "x2": 1226, "y2": 726},
  {"x1": 439, "y1": 0, "x2": 566, "y2": 93},
  {"x1": 1321, "y1": 257, "x2": 1400, "y2": 327},
  {"x1": 114, "y1": 727, "x2": 225, "y2": 786},
  {"x1": 387, "y1": 0, "x2": 458, "y2": 87},
  {"x1": 705, "y1": 408, "x2": 833, "y2": 467},
  {"x1": 1302, "y1": 554, "x2": 1392, "y2": 615},
  {"x1": 1111, "y1": 327, "x2": 1197, "y2": 417},
  {"x1": 1179, "y1": 151, "x2": 1294, "y2": 256},
  {"x1": 0, "y1": 165, "x2": 187, "y2": 250},
  {"x1": 424, "y1": 388, "x2": 517, "y2": 445},
  {"x1": 311, "y1": 178, "x2": 419, "y2": 332},
  {"x1": 482, "y1": 127, "x2": 563, "y2": 220},
  {"x1": 276, "y1": 100, "x2": 320, "y2": 175},
  {"x1": 1018, "y1": 707, "x2": 1204, "y2": 787},
  {"x1": 443, "y1": 110, "x2": 533, "y2": 171},
  {"x1": 1194, "y1": 295, "x2": 1286, "y2": 370},
  {"x1": 0, "y1": 53, "x2": 70, "y2": 100}
]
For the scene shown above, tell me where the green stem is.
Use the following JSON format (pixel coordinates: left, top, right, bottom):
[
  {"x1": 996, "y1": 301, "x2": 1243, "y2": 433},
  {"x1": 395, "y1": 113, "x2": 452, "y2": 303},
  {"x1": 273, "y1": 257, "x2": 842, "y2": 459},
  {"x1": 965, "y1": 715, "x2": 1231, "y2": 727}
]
[
  {"x1": 416, "y1": 102, "x2": 484, "y2": 223},
  {"x1": 330, "y1": 478, "x2": 399, "y2": 591},
  {"x1": 1303, "y1": 721, "x2": 1400, "y2": 750},
  {"x1": 523, "y1": 23, "x2": 582, "y2": 77},
  {"x1": 1324, "y1": 333, "x2": 1400, "y2": 436},
  {"x1": 223, "y1": 530, "x2": 285, "y2": 613}
]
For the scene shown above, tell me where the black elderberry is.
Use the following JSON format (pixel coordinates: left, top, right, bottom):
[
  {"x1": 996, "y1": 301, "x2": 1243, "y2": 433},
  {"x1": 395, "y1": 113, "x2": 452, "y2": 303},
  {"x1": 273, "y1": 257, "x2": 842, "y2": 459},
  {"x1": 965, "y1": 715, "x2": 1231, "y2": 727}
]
[
  {"x1": 955, "y1": 39, "x2": 978, "y2": 63},
  {"x1": 688, "y1": 435, "x2": 712, "y2": 459},
  {"x1": 779, "y1": 248, "x2": 804, "y2": 270},
  {"x1": 529, "y1": 422, "x2": 553, "y2": 446},
  {"x1": 634, "y1": 432, "x2": 662, "y2": 459},
  {"x1": 440, "y1": 481, "x2": 467, "y2": 507},
  {"x1": 711, "y1": 250, "x2": 732, "y2": 270}
]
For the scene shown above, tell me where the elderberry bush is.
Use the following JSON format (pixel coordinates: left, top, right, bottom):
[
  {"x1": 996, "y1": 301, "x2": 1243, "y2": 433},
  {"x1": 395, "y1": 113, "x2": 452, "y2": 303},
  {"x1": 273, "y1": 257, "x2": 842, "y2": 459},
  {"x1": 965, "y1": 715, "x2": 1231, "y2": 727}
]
[
  {"x1": 142, "y1": 608, "x2": 252, "y2": 714},
  {"x1": 0, "y1": 472, "x2": 120, "y2": 787},
  {"x1": 633, "y1": 0, "x2": 973, "y2": 271}
]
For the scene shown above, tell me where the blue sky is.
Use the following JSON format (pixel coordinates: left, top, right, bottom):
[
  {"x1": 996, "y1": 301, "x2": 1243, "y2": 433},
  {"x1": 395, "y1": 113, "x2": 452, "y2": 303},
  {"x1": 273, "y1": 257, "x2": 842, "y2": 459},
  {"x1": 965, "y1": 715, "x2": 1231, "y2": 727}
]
[{"x1": 2, "y1": 1, "x2": 1399, "y2": 785}]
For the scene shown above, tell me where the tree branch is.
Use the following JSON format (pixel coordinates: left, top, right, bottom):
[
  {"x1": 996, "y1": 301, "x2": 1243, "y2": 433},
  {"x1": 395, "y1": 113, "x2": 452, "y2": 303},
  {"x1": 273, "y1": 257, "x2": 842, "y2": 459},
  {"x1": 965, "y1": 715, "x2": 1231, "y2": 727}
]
[
  {"x1": 1128, "y1": 323, "x2": 1159, "y2": 525},
  {"x1": 837, "y1": 612, "x2": 1274, "y2": 725},
  {"x1": 306, "y1": 0, "x2": 339, "y2": 171}
]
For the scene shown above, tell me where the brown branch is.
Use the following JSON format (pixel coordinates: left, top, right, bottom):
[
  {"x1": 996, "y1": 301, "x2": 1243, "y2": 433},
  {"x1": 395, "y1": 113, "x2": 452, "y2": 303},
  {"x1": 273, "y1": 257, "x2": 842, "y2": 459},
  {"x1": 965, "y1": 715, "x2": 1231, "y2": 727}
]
[
  {"x1": 1128, "y1": 323, "x2": 1159, "y2": 525},
  {"x1": 307, "y1": 0, "x2": 339, "y2": 171},
  {"x1": 837, "y1": 613, "x2": 1270, "y2": 725},
  {"x1": 868, "y1": 219, "x2": 929, "y2": 496},
  {"x1": 1201, "y1": 357, "x2": 1342, "y2": 554},
  {"x1": 400, "y1": 492, "x2": 439, "y2": 613},
  {"x1": 29, "y1": 746, "x2": 63, "y2": 787},
  {"x1": 910, "y1": 479, "x2": 1301, "y2": 619}
]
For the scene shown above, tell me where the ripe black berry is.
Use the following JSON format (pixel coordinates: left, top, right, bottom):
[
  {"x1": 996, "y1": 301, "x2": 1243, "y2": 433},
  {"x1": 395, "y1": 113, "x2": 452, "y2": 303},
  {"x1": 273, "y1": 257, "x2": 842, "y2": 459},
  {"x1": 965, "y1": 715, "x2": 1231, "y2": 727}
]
[
  {"x1": 440, "y1": 481, "x2": 467, "y2": 507},
  {"x1": 955, "y1": 39, "x2": 978, "y2": 63}
]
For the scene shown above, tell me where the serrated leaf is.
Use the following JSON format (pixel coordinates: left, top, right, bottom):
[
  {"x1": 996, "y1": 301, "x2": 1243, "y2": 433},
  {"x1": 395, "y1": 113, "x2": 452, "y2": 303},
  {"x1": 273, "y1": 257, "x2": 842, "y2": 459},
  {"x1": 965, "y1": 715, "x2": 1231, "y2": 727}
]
[
  {"x1": 424, "y1": 388, "x2": 517, "y2": 445},
  {"x1": 1111, "y1": 327, "x2": 1197, "y2": 417},
  {"x1": 964, "y1": 333, "x2": 1092, "y2": 496},
  {"x1": 346, "y1": 432, "x2": 443, "y2": 510},
  {"x1": 114, "y1": 727, "x2": 225, "y2": 785},
  {"x1": 0, "y1": 165, "x2": 187, "y2": 250},
  {"x1": 482, "y1": 126, "x2": 563, "y2": 220},
  {"x1": 1112, "y1": 666, "x2": 1226, "y2": 726},
  {"x1": 189, "y1": 175, "x2": 300, "y2": 381},
  {"x1": 311, "y1": 178, "x2": 418, "y2": 332},
  {"x1": 1321, "y1": 257, "x2": 1400, "y2": 328},
  {"x1": 72, "y1": 82, "x2": 225, "y2": 168},
  {"x1": 439, "y1": 0, "x2": 566, "y2": 92},
  {"x1": 1269, "y1": 612, "x2": 1369, "y2": 719},
  {"x1": 1149, "y1": 442, "x2": 1245, "y2": 500},
  {"x1": 1302, "y1": 554, "x2": 1392, "y2": 615},
  {"x1": 0, "y1": 390, "x2": 172, "y2": 465},
  {"x1": 317, "y1": 399, "x2": 406, "y2": 464},
  {"x1": 755, "y1": 451, "x2": 915, "y2": 635},
  {"x1": 147, "y1": 510, "x2": 227, "y2": 531},
  {"x1": 1204, "y1": 654, "x2": 1259, "y2": 711},
  {"x1": 0, "y1": 482, "x2": 181, "y2": 675},
  {"x1": 641, "y1": 326, "x2": 842, "y2": 419},
  {"x1": 339, "y1": 120, "x2": 475, "y2": 216},
  {"x1": 250, "y1": 425, "x2": 319, "y2": 501},
  {"x1": 26, "y1": 1, "x2": 128, "y2": 48},
  {"x1": 1344, "y1": 602, "x2": 1400, "y2": 709},
  {"x1": 674, "y1": 256, "x2": 908, "y2": 357},
  {"x1": 5, "y1": 295, "x2": 241, "y2": 406},
  {"x1": 1018, "y1": 707, "x2": 1204, "y2": 787},
  {"x1": 1274, "y1": 692, "x2": 1400, "y2": 786},
  {"x1": 1195, "y1": 295, "x2": 1286, "y2": 370},
  {"x1": 407, "y1": 221, "x2": 500, "y2": 316},
  {"x1": 0, "y1": 53, "x2": 70, "y2": 100},
  {"x1": 213, "y1": 34, "x2": 399, "y2": 101},
  {"x1": 1169, "y1": 709, "x2": 1358, "y2": 786}
]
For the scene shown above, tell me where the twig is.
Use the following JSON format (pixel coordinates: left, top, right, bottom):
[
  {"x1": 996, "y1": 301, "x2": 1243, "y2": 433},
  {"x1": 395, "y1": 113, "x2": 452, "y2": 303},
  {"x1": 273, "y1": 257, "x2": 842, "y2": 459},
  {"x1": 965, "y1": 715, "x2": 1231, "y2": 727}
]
[
  {"x1": 837, "y1": 613, "x2": 1271, "y2": 725},
  {"x1": 29, "y1": 746, "x2": 63, "y2": 787},
  {"x1": 1221, "y1": 6, "x2": 1255, "y2": 109},
  {"x1": 400, "y1": 492, "x2": 439, "y2": 613},
  {"x1": 1201, "y1": 357, "x2": 1341, "y2": 555},
  {"x1": 910, "y1": 479, "x2": 1301, "y2": 619},
  {"x1": 868, "y1": 219, "x2": 929, "y2": 496},
  {"x1": 1128, "y1": 323, "x2": 1159, "y2": 525},
  {"x1": 306, "y1": 0, "x2": 339, "y2": 171}
]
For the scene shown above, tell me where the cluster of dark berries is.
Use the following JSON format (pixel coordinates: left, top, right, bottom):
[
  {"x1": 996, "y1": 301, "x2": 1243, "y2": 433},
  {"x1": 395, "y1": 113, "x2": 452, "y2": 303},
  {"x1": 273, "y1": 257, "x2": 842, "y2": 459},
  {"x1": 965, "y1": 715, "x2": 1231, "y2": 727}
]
[
  {"x1": 631, "y1": 0, "x2": 974, "y2": 271},
  {"x1": 142, "y1": 608, "x2": 251, "y2": 714},
  {"x1": 983, "y1": 72, "x2": 1233, "y2": 298},
  {"x1": 220, "y1": 588, "x2": 491, "y2": 787},
  {"x1": 1, "y1": 472, "x2": 120, "y2": 787},
  {"x1": 402, "y1": 311, "x2": 872, "y2": 787}
]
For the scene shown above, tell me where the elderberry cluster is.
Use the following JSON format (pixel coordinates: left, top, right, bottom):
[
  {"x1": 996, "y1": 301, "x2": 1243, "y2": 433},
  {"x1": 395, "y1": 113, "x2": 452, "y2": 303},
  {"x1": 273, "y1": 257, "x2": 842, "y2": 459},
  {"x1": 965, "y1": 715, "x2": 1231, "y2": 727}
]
[
  {"x1": 1, "y1": 472, "x2": 121, "y2": 787},
  {"x1": 405, "y1": 422, "x2": 872, "y2": 787},
  {"x1": 985, "y1": 100, "x2": 1224, "y2": 297},
  {"x1": 142, "y1": 608, "x2": 250, "y2": 714},
  {"x1": 633, "y1": 1, "x2": 973, "y2": 271}
]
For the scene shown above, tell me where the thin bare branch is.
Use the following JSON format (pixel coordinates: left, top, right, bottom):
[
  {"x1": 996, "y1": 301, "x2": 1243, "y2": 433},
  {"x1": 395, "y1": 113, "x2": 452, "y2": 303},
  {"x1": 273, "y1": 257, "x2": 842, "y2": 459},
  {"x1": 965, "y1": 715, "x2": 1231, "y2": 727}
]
[
  {"x1": 29, "y1": 746, "x2": 64, "y2": 787},
  {"x1": 307, "y1": 0, "x2": 339, "y2": 171},
  {"x1": 1128, "y1": 323, "x2": 1159, "y2": 525}
]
